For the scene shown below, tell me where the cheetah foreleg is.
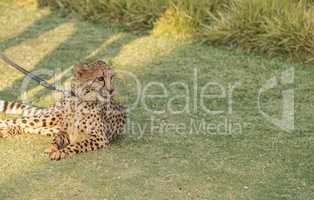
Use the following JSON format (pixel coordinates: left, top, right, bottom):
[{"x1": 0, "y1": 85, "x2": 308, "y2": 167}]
[
  {"x1": 24, "y1": 127, "x2": 61, "y2": 136},
  {"x1": 49, "y1": 134, "x2": 108, "y2": 160},
  {"x1": 0, "y1": 112, "x2": 62, "y2": 131},
  {"x1": 45, "y1": 132, "x2": 70, "y2": 155},
  {"x1": 0, "y1": 126, "x2": 23, "y2": 138}
]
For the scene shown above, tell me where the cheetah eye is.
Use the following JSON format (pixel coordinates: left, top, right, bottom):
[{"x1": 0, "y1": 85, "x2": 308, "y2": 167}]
[{"x1": 97, "y1": 77, "x2": 105, "y2": 81}]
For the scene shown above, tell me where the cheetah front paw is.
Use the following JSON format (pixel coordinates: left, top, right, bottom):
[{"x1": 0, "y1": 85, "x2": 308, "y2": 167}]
[
  {"x1": 49, "y1": 150, "x2": 68, "y2": 161},
  {"x1": 44, "y1": 144, "x2": 59, "y2": 154},
  {"x1": 45, "y1": 136, "x2": 67, "y2": 155},
  {"x1": 0, "y1": 126, "x2": 22, "y2": 138},
  {"x1": 0, "y1": 128, "x2": 9, "y2": 138}
]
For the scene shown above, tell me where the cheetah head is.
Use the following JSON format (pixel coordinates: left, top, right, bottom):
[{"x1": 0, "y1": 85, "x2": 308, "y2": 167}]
[{"x1": 72, "y1": 60, "x2": 116, "y2": 103}]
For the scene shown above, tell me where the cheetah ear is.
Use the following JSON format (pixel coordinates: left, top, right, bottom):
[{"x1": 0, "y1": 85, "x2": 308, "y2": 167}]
[
  {"x1": 95, "y1": 60, "x2": 106, "y2": 66},
  {"x1": 74, "y1": 64, "x2": 85, "y2": 79}
]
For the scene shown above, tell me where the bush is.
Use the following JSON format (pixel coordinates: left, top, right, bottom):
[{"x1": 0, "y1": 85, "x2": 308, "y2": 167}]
[
  {"x1": 49, "y1": 0, "x2": 230, "y2": 30},
  {"x1": 49, "y1": 0, "x2": 314, "y2": 62},
  {"x1": 49, "y1": 0, "x2": 168, "y2": 30},
  {"x1": 207, "y1": 0, "x2": 314, "y2": 61}
]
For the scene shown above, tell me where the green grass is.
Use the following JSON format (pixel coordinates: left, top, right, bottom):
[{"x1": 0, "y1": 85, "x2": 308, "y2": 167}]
[
  {"x1": 207, "y1": 0, "x2": 314, "y2": 62},
  {"x1": 0, "y1": 3, "x2": 314, "y2": 200},
  {"x1": 45, "y1": 0, "x2": 314, "y2": 62}
]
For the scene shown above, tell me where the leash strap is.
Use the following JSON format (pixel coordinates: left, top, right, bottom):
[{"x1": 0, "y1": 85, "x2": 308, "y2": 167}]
[{"x1": 0, "y1": 53, "x2": 73, "y2": 96}]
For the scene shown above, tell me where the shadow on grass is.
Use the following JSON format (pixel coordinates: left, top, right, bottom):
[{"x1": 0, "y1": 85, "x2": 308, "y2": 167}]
[
  {"x1": 0, "y1": 13, "x2": 66, "y2": 50},
  {"x1": 0, "y1": 12, "x2": 139, "y2": 102}
]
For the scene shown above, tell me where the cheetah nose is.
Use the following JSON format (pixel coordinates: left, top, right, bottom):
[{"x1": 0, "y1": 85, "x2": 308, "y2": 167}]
[{"x1": 109, "y1": 89, "x2": 114, "y2": 94}]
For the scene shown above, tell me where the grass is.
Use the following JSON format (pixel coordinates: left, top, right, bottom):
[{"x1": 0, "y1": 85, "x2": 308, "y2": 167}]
[
  {"x1": 0, "y1": 2, "x2": 314, "y2": 200},
  {"x1": 207, "y1": 0, "x2": 314, "y2": 62},
  {"x1": 45, "y1": 0, "x2": 314, "y2": 62}
]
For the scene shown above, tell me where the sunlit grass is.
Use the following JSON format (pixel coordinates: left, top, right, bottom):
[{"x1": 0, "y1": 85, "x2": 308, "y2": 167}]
[
  {"x1": 0, "y1": 4, "x2": 49, "y2": 42},
  {"x1": 113, "y1": 36, "x2": 182, "y2": 69},
  {"x1": 152, "y1": 6, "x2": 196, "y2": 39},
  {"x1": 5, "y1": 22, "x2": 75, "y2": 67}
]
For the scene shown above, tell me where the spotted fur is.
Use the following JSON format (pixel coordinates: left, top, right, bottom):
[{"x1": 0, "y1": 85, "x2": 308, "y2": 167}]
[
  {"x1": 0, "y1": 60, "x2": 126, "y2": 160},
  {"x1": 0, "y1": 100, "x2": 45, "y2": 116}
]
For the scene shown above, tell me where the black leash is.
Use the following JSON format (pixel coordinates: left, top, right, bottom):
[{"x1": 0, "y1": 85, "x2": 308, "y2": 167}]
[{"x1": 0, "y1": 53, "x2": 73, "y2": 96}]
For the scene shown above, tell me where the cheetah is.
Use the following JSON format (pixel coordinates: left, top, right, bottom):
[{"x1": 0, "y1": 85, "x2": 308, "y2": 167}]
[{"x1": 0, "y1": 60, "x2": 126, "y2": 160}]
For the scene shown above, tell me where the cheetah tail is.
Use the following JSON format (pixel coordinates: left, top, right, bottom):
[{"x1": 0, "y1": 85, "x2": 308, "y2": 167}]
[{"x1": 0, "y1": 100, "x2": 42, "y2": 116}]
